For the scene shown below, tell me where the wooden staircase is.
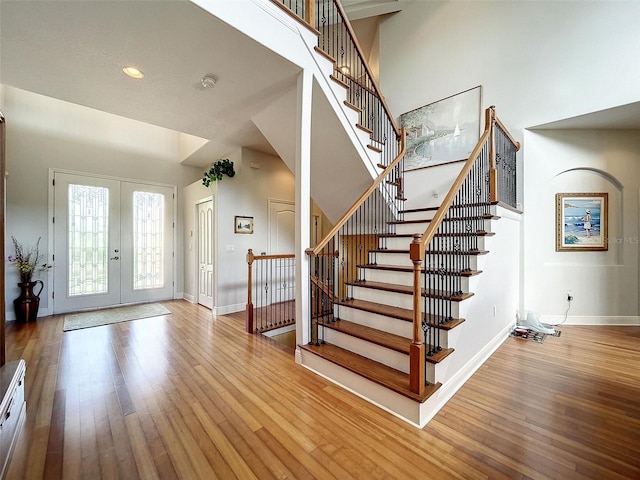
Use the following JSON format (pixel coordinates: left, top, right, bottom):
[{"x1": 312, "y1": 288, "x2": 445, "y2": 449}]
[{"x1": 301, "y1": 204, "x2": 498, "y2": 402}]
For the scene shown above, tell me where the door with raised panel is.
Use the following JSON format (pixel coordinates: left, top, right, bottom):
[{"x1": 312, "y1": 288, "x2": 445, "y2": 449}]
[{"x1": 197, "y1": 199, "x2": 214, "y2": 308}]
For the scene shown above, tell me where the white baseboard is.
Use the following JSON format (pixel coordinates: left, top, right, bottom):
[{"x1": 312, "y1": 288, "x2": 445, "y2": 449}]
[
  {"x1": 213, "y1": 303, "x2": 245, "y2": 316},
  {"x1": 542, "y1": 315, "x2": 640, "y2": 326},
  {"x1": 182, "y1": 293, "x2": 195, "y2": 303}
]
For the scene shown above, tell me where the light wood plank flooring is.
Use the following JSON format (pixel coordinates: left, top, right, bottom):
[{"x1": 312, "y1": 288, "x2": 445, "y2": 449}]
[{"x1": 5, "y1": 300, "x2": 639, "y2": 479}]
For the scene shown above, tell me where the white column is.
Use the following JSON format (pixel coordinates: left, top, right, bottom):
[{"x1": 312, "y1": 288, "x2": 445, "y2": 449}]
[{"x1": 295, "y1": 68, "x2": 313, "y2": 362}]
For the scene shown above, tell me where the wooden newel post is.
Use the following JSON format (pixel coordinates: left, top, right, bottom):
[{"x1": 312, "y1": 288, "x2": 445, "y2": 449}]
[
  {"x1": 304, "y1": 0, "x2": 315, "y2": 27},
  {"x1": 488, "y1": 105, "x2": 498, "y2": 203},
  {"x1": 246, "y1": 249, "x2": 255, "y2": 333},
  {"x1": 409, "y1": 234, "x2": 425, "y2": 396}
]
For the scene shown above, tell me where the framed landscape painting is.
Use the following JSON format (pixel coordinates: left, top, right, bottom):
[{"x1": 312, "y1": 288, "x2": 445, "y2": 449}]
[
  {"x1": 234, "y1": 216, "x2": 254, "y2": 234},
  {"x1": 556, "y1": 193, "x2": 608, "y2": 251},
  {"x1": 400, "y1": 86, "x2": 482, "y2": 171}
]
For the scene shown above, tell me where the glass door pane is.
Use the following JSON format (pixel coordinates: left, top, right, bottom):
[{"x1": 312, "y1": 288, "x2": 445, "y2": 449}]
[
  {"x1": 133, "y1": 191, "x2": 165, "y2": 290},
  {"x1": 68, "y1": 183, "x2": 110, "y2": 296},
  {"x1": 53, "y1": 172, "x2": 121, "y2": 313}
]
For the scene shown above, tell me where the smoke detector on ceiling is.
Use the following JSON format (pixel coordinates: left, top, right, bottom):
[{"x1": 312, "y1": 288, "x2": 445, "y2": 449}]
[{"x1": 201, "y1": 76, "x2": 217, "y2": 88}]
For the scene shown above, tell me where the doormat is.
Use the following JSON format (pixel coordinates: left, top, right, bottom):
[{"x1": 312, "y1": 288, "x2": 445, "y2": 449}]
[
  {"x1": 63, "y1": 303, "x2": 171, "y2": 332},
  {"x1": 509, "y1": 327, "x2": 561, "y2": 344}
]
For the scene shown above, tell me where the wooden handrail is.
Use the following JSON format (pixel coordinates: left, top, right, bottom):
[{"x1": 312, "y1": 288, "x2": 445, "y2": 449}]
[
  {"x1": 495, "y1": 116, "x2": 521, "y2": 152},
  {"x1": 307, "y1": 129, "x2": 406, "y2": 256},
  {"x1": 249, "y1": 253, "x2": 296, "y2": 262},
  {"x1": 331, "y1": 0, "x2": 401, "y2": 139}
]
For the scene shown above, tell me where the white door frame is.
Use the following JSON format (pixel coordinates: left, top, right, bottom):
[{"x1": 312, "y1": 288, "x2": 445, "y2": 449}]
[{"x1": 48, "y1": 168, "x2": 177, "y2": 313}]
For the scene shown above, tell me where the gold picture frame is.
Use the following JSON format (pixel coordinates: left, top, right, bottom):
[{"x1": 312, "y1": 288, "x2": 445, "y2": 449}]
[
  {"x1": 556, "y1": 193, "x2": 608, "y2": 251},
  {"x1": 234, "y1": 216, "x2": 253, "y2": 234}
]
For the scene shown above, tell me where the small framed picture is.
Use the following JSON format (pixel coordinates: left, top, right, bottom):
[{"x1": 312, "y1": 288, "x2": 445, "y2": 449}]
[
  {"x1": 234, "y1": 216, "x2": 253, "y2": 234},
  {"x1": 556, "y1": 193, "x2": 608, "y2": 251}
]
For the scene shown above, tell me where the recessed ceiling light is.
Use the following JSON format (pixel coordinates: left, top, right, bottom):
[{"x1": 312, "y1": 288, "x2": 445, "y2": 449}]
[{"x1": 122, "y1": 66, "x2": 144, "y2": 79}]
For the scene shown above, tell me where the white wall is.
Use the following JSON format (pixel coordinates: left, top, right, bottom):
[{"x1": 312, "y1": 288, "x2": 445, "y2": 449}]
[
  {"x1": 379, "y1": 1, "x2": 640, "y2": 323},
  {"x1": 523, "y1": 129, "x2": 640, "y2": 323},
  {"x1": 182, "y1": 147, "x2": 295, "y2": 314},
  {"x1": 380, "y1": 0, "x2": 640, "y2": 135},
  {"x1": 1, "y1": 86, "x2": 203, "y2": 316}
]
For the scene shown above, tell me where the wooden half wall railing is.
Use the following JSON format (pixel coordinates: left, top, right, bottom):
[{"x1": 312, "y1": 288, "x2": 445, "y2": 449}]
[
  {"x1": 273, "y1": 0, "x2": 402, "y2": 169},
  {"x1": 246, "y1": 249, "x2": 296, "y2": 334},
  {"x1": 408, "y1": 106, "x2": 520, "y2": 395}
]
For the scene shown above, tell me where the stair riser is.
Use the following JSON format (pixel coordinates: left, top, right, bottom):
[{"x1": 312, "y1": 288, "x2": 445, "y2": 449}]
[
  {"x1": 378, "y1": 235, "x2": 488, "y2": 252},
  {"x1": 393, "y1": 219, "x2": 494, "y2": 236},
  {"x1": 369, "y1": 252, "x2": 481, "y2": 271},
  {"x1": 335, "y1": 305, "x2": 413, "y2": 339},
  {"x1": 349, "y1": 285, "x2": 463, "y2": 319},
  {"x1": 394, "y1": 222, "x2": 429, "y2": 236},
  {"x1": 360, "y1": 269, "x2": 476, "y2": 294},
  {"x1": 403, "y1": 210, "x2": 437, "y2": 222},
  {"x1": 378, "y1": 237, "x2": 414, "y2": 250},
  {"x1": 314, "y1": 50, "x2": 336, "y2": 78},
  {"x1": 321, "y1": 326, "x2": 409, "y2": 374},
  {"x1": 335, "y1": 305, "x2": 455, "y2": 349}
]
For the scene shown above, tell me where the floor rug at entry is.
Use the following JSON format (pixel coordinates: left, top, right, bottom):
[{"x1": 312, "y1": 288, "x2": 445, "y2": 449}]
[{"x1": 63, "y1": 303, "x2": 171, "y2": 332}]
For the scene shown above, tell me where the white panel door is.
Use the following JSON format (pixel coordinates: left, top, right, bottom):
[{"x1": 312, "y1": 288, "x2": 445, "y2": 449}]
[
  {"x1": 53, "y1": 173, "x2": 121, "y2": 312},
  {"x1": 53, "y1": 172, "x2": 175, "y2": 313},
  {"x1": 268, "y1": 199, "x2": 295, "y2": 303},
  {"x1": 197, "y1": 200, "x2": 214, "y2": 309},
  {"x1": 269, "y1": 199, "x2": 295, "y2": 255}
]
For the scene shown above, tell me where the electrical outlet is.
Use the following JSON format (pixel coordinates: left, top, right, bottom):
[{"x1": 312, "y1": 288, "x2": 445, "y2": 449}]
[{"x1": 567, "y1": 291, "x2": 573, "y2": 302}]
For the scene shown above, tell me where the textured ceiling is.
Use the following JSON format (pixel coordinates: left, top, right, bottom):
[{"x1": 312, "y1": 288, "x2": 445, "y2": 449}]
[{"x1": 0, "y1": 0, "x2": 301, "y2": 165}]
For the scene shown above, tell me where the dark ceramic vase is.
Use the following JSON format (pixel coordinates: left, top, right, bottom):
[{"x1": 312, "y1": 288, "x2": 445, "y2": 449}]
[{"x1": 14, "y1": 280, "x2": 43, "y2": 322}]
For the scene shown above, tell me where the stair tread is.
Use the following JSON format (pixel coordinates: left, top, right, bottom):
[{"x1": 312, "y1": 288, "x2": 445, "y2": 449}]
[
  {"x1": 300, "y1": 343, "x2": 441, "y2": 403},
  {"x1": 324, "y1": 319, "x2": 410, "y2": 354},
  {"x1": 344, "y1": 100, "x2": 361, "y2": 113},
  {"x1": 371, "y1": 248, "x2": 489, "y2": 256},
  {"x1": 358, "y1": 263, "x2": 482, "y2": 277},
  {"x1": 329, "y1": 74, "x2": 349, "y2": 90},
  {"x1": 400, "y1": 203, "x2": 493, "y2": 214},
  {"x1": 337, "y1": 298, "x2": 466, "y2": 330},
  {"x1": 425, "y1": 249, "x2": 489, "y2": 256},
  {"x1": 389, "y1": 214, "x2": 497, "y2": 225},
  {"x1": 346, "y1": 280, "x2": 474, "y2": 301},
  {"x1": 356, "y1": 123, "x2": 373, "y2": 135},
  {"x1": 367, "y1": 144, "x2": 383, "y2": 153},
  {"x1": 324, "y1": 319, "x2": 455, "y2": 364}
]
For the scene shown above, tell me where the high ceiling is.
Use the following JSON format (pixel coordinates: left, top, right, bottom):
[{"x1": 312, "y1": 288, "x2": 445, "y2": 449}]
[
  {"x1": 1, "y1": 0, "x2": 636, "y2": 170},
  {"x1": 0, "y1": 0, "x2": 303, "y2": 165}
]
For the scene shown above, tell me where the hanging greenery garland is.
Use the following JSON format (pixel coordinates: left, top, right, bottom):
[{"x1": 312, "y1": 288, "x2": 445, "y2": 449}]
[{"x1": 202, "y1": 159, "x2": 235, "y2": 187}]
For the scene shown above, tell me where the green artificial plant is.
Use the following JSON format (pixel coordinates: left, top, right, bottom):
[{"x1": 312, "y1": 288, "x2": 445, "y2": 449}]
[{"x1": 202, "y1": 159, "x2": 235, "y2": 187}]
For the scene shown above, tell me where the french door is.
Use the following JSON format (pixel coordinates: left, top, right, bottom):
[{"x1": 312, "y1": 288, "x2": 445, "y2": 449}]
[{"x1": 53, "y1": 172, "x2": 174, "y2": 313}]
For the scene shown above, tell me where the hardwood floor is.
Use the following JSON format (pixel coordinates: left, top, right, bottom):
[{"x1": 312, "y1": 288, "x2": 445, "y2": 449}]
[{"x1": 4, "y1": 300, "x2": 639, "y2": 479}]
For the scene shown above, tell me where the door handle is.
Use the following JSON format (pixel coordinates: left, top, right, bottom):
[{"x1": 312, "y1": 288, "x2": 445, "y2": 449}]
[{"x1": 110, "y1": 256, "x2": 120, "y2": 260}]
